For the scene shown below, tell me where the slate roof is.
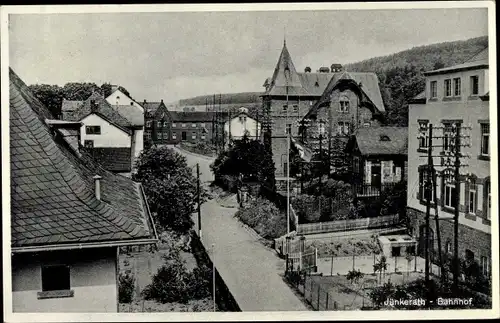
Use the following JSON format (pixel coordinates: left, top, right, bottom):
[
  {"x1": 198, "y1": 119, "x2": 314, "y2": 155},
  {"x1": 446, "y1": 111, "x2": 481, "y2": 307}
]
[
  {"x1": 112, "y1": 105, "x2": 145, "y2": 126},
  {"x1": 143, "y1": 101, "x2": 164, "y2": 114},
  {"x1": 80, "y1": 147, "x2": 132, "y2": 172},
  {"x1": 62, "y1": 92, "x2": 133, "y2": 135},
  {"x1": 9, "y1": 69, "x2": 157, "y2": 250},
  {"x1": 351, "y1": 127, "x2": 408, "y2": 156},
  {"x1": 170, "y1": 111, "x2": 229, "y2": 122},
  {"x1": 61, "y1": 99, "x2": 83, "y2": 119}
]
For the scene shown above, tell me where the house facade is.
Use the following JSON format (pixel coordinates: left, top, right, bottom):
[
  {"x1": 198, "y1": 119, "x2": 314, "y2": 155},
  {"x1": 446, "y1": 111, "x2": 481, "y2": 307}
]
[
  {"x1": 61, "y1": 92, "x2": 144, "y2": 173},
  {"x1": 224, "y1": 107, "x2": 261, "y2": 143},
  {"x1": 407, "y1": 47, "x2": 491, "y2": 277},
  {"x1": 106, "y1": 87, "x2": 143, "y2": 111},
  {"x1": 9, "y1": 69, "x2": 158, "y2": 313},
  {"x1": 346, "y1": 127, "x2": 408, "y2": 198},
  {"x1": 144, "y1": 100, "x2": 171, "y2": 145}
]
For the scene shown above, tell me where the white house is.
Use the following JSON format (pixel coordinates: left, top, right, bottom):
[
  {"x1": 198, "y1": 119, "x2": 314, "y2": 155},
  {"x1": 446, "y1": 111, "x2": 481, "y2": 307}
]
[
  {"x1": 61, "y1": 92, "x2": 144, "y2": 174},
  {"x1": 9, "y1": 69, "x2": 158, "y2": 313},
  {"x1": 105, "y1": 87, "x2": 143, "y2": 111},
  {"x1": 224, "y1": 107, "x2": 261, "y2": 143}
]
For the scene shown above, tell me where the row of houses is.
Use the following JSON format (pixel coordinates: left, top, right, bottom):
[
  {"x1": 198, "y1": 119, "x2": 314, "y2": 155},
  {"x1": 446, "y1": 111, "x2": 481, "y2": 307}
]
[{"x1": 267, "y1": 41, "x2": 491, "y2": 278}]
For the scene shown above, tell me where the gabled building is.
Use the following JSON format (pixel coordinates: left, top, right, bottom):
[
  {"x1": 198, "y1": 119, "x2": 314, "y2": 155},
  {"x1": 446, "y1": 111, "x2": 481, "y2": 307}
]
[
  {"x1": 106, "y1": 86, "x2": 143, "y2": 111},
  {"x1": 143, "y1": 100, "x2": 170, "y2": 145},
  {"x1": 61, "y1": 92, "x2": 144, "y2": 174},
  {"x1": 261, "y1": 40, "x2": 336, "y2": 178},
  {"x1": 224, "y1": 107, "x2": 262, "y2": 143},
  {"x1": 407, "y1": 47, "x2": 491, "y2": 277},
  {"x1": 9, "y1": 69, "x2": 158, "y2": 313},
  {"x1": 346, "y1": 127, "x2": 408, "y2": 198}
]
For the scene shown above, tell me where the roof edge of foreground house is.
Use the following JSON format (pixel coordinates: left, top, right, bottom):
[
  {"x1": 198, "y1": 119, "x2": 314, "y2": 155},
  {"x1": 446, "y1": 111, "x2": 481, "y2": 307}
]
[{"x1": 9, "y1": 68, "x2": 158, "y2": 253}]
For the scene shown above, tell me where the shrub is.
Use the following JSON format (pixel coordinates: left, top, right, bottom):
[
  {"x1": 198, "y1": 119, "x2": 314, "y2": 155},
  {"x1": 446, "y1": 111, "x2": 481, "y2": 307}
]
[
  {"x1": 118, "y1": 272, "x2": 136, "y2": 303},
  {"x1": 235, "y1": 197, "x2": 287, "y2": 239}
]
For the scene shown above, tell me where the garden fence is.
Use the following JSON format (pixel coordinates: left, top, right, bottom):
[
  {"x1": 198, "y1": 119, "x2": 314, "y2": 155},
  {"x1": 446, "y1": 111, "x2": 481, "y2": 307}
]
[
  {"x1": 286, "y1": 249, "x2": 318, "y2": 272},
  {"x1": 297, "y1": 214, "x2": 401, "y2": 235}
]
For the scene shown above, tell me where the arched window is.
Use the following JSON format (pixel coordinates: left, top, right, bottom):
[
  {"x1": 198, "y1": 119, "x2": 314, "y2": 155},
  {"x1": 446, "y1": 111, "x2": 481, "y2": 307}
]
[{"x1": 339, "y1": 96, "x2": 349, "y2": 113}]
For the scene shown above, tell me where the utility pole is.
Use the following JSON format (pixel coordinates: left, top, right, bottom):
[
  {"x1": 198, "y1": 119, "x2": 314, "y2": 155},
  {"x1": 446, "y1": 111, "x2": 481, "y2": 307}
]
[
  {"x1": 286, "y1": 70, "x2": 290, "y2": 235},
  {"x1": 212, "y1": 243, "x2": 216, "y2": 312},
  {"x1": 453, "y1": 124, "x2": 461, "y2": 293},
  {"x1": 197, "y1": 163, "x2": 202, "y2": 240},
  {"x1": 424, "y1": 125, "x2": 432, "y2": 286}
]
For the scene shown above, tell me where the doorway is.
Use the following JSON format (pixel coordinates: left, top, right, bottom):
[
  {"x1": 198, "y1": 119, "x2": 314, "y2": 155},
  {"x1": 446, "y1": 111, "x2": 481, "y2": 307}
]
[{"x1": 181, "y1": 131, "x2": 187, "y2": 141}]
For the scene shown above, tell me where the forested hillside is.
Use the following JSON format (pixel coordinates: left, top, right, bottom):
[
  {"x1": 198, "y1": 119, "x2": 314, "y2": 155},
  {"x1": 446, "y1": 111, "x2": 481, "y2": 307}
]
[
  {"x1": 345, "y1": 36, "x2": 489, "y2": 126},
  {"x1": 178, "y1": 92, "x2": 262, "y2": 106}
]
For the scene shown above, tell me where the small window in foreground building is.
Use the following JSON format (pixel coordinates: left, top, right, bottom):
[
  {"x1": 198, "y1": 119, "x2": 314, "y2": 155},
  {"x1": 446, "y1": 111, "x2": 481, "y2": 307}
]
[
  {"x1": 85, "y1": 125, "x2": 101, "y2": 135},
  {"x1": 42, "y1": 265, "x2": 70, "y2": 291},
  {"x1": 84, "y1": 140, "x2": 94, "y2": 148}
]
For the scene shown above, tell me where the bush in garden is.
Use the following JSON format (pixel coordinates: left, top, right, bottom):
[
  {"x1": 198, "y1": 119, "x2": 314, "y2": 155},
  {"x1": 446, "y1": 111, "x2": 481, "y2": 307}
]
[
  {"x1": 235, "y1": 197, "x2": 287, "y2": 239},
  {"x1": 142, "y1": 261, "x2": 190, "y2": 304},
  {"x1": 118, "y1": 272, "x2": 136, "y2": 303}
]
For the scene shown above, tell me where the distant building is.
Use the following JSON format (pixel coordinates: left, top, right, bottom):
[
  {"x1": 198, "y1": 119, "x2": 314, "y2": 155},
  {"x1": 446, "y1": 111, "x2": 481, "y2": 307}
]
[
  {"x1": 9, "y1": 69, "x2": 157, "y2": 313},
  {"x1": 407, "y1": 47, "x2": 491, "y2": 276},
  {"x1": 346, "y1": 127, "x2": 408, "y2": 198},
  {"x1": 61, "y1": 92, "x2": 144, "y2": 174},
  {"x1": 224, "y1": 107, "x2": 261, "y2": 143},
  {"x1": 105, "y1": 87, "x2": 143, "y2": 111},
  {"x1": 143, "y1": 100, "x2": 170, "y2": 145}
]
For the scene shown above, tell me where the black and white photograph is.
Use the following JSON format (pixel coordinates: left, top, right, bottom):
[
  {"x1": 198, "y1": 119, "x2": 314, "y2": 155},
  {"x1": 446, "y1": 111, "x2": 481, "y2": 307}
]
[{"x1": 1, "y1": 2, "x2": 498, "y2": 321}]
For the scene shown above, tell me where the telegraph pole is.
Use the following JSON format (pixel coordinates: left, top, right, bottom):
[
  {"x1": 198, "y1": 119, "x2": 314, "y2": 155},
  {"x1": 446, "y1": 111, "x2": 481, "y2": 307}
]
[
  {"x1": 453, "y1": 124, "x2": 461, "y2": 292},
  {"x1": 197, "y1": 163, "x2": 202, "y2": 240},
  {"x1": 424, "y1": 125, "x2": 432, "y2": 286}
]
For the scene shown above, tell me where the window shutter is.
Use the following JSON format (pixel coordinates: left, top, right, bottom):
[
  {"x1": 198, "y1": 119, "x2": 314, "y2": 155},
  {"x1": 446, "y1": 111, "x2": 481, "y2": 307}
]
[{"x1": 365, "y1": 161, "x2": 371, "y2": 184}]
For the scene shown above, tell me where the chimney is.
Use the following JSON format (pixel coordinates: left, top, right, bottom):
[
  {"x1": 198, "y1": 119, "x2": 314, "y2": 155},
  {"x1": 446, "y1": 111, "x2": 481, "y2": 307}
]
[
  {"x1": 304, "y1": 66, "x2": 311, "y2": 73},
  {"x1": 161, "y1": 99, "x2": 164, "y2": 104},
  {"x1": 93, "y1": 175, "x2": 102, "y2": 200},
  {"x1": 90, "y1": 100, "x2": 97, "y2": 112}
]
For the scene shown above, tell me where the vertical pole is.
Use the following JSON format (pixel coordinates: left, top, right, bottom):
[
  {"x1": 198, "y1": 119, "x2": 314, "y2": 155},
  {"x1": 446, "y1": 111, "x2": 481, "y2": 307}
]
[
  {"x1": 286, "y1": 69, "x2": 290, "y2": 235},
  {"x1": 212, "y1": 243, "x2": 216, "y2": 312},
  {"x1": 453, "y1": 124, "x2": 461, "y2": 292},
  {"x1": 330, "y1": 255, "x2": 334, "y2": 276},
  {"x1": 197, "y1": 163, "x2": 202, "y2": 240},
  {"x1": 425, "y1": 125, "x2": 432, "y2": 286}
]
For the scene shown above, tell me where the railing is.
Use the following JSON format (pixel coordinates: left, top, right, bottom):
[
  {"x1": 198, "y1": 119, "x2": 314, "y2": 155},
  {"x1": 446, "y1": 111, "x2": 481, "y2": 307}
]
[
  {"x1": 354, "y1": 183, "x2": 397, "y2": 197},
  {"x1": 297, "y1": 214, "x2": 401, "y2": 235},
  {"x1": 286, "y1": 249, "x2": 318, "y2": 272}
]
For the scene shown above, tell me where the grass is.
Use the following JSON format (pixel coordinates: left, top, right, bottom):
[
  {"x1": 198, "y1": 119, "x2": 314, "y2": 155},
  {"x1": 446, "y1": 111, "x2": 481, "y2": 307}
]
[{"x1": 308, "y1": 235, "x2": 382, "y2": 258}]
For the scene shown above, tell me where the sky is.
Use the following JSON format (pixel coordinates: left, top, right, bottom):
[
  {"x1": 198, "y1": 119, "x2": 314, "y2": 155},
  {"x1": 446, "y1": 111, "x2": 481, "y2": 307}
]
[{"x1": 8, "y1": 6, "x2": 489, "y2": 103}]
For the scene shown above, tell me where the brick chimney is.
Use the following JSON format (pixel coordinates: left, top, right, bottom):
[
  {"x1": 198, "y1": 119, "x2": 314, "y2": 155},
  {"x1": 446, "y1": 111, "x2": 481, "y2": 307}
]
[
  {"x1": 90, "y1": 100, "x2": 97, "y2": 113},
  {"x1": 93, "y1": 175, "x2": 102, "y2": 200}
]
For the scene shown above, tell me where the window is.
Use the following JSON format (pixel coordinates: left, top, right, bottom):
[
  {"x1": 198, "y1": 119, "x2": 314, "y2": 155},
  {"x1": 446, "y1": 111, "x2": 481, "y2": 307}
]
[
  {"x1": 163, "y1": 132, "x2": 169, "y2": 140},
  {"x1": 337, "y1": 122, "x2": 349, "y2": 135},
  {"x1": 487, "y1": 182, "x2": 491, "y2": 220},
  {"x1": 418, "y1": 169, "x2": 434, "y2": 202},
  {"x1": 172, "y1": 132, "x2": 177, "y2": 139},
  {"x1": 41, "y1": 265, "x2": 70, "y2": 291},
  {"x1": 192, "y1": 123, "x2": 196, "y2": 128},
  {"x1": 430, "y1": 81, "x2": 437, "y2": 98},
  {"x1": 84, "y1": 140, "x2": 94, "y2": 148},
  {"x1": 286, "y1": 124, "x2": 292, "y2": 135},
  {"x1": 470, "y1": 75, "x2": 479, "y2": 95},
  {"x1": 480, "y1": 256, "x2": 489, "y2": 276},
  {"x1": 465, "y1": 249, "x2": 475, "y2": 262},
  {"x1": 318, "y1": 123, "x2": 325, "y2": 135},
  {"x1": 293, "y1": 104, "x2": 299, "y2": 112},
  {"x1": 200, "y1": 123, "x2": 205, "y2": 128},
  {"x1": 182, "y1": 123, "x2": 186, "y2": 128},
  {"x1": 146, "y1": 120, "x2": 152, "y2": 128},
  {"x1": 309, "y1": 101, "x2": 313, "y2": 106},
  {"x1": 418, "y1": 121, "x2": 429, "y2": 149},
  {"x1": 145, "y1": 131, "x2": 152, "y2": 140},
  {"x1": 446, "y1": 241, "x2": 452, "y2": 254},
  {"x1": 157, "y1": 121, "x2": 162, "y2": 128},
  {"x1": 468, "y1": 184, "x2": 477, "y2": 215},
  {"x1": 85, "y1": 126, "x2": 101, "y2": 135},
  {"x1": 444, "y1": 79, "x2": 452, "y2": 97},
  {"x1": 192, "y1": 132, "x2": 196, "y2": 139},
  {"x1": 163, "y1": 121, "x2": 168, "y2": 127},
  {"x1": 480, "y1": 123, "x2": 489, "y2": 156},
  {"x1": 453, "y1": 77, "x2": 461, "y2": 96},
  {"x1": 172, "y1": 123, "x2": 177, "y2": 128},
  {"x1": 201, "y1": 135, "x2": 206, "y2": 140},
  {"x1": 282, "y1": 104, "x2": 288, "y2": 112},
  {"x1": 391, "y1": 247, "x2": 401, "y2": 257},
  {"x1": 442, "y1": 123, "x2": 453, "y2": 153},
  {"x1": 339, "y1": 96, "x2": 349, "y2": 113},
  {"x1": 444, "y1": 178, "x2": 457, "y2": 209},
  {"x1": 283, "y1": 162, "x2": 288, "y2": 175}
]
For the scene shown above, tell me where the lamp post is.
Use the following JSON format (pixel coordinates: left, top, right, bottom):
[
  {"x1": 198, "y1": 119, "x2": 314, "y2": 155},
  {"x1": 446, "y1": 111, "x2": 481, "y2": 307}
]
[{"x1": 212, "y1": 243, "x2": 216, "y2": 312}]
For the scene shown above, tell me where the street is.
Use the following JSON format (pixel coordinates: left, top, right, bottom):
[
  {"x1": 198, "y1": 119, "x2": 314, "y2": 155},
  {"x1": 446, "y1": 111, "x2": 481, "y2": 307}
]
[{"x1": 174, "y1": 146, "x2": 308, "y2": 311}]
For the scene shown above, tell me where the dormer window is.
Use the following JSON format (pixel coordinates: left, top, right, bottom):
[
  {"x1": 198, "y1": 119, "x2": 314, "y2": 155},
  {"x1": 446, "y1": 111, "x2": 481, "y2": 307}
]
[
  {"x1": 339, "y1": 96, "x2": 349, "y2": 113},
  {"x1": 380, "y1": 135, "x2": 390, "y2": 141}
]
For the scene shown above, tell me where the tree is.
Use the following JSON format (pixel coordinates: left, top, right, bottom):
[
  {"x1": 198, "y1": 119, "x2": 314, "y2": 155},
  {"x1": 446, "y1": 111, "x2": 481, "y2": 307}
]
[
  {"x1": 62, "y1": 82, "x2": 101, "y2": 101},
  {"x1": 29, "y1": 84, "x2": 65, "y2": 118},
  {"x1": 132, "y1": 146, "x2": 206, "y2": 234}
]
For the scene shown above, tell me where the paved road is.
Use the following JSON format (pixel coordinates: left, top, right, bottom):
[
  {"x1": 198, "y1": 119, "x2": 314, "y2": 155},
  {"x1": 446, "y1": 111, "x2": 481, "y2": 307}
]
[{"x1": 174, "y1": 146, "x2": 308, "y2": 311}]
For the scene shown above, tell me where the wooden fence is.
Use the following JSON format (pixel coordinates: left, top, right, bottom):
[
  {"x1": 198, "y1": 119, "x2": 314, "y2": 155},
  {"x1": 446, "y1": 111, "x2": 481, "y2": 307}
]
[
  {"x1": 286, "y1": 249, "x2": 318, "y2": 272},
  {"x1": 297, "y1": 213, "x2": 401, "y2": 235}
]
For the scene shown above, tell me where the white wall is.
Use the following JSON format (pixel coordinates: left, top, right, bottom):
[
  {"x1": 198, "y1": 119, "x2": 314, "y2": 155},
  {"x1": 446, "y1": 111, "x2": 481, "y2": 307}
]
[
  {"x1": 12, "y1": 248, "x2": 118, "y2": 313},
  {"x1": 224, "y1": 114, "x2": 261, "y2": 140},
  {"x1": 81, "y1": 114, "x2": 131, "y2": 148},
  {"x1": 133, "y1": 129, "x2": 144, "y2": 158},
  {"x1": 407, "y1": 67, "x2": 490, "y2": 234},
  {"x1": 106, "y1": 90, "x2": 143, "y2": 112}
]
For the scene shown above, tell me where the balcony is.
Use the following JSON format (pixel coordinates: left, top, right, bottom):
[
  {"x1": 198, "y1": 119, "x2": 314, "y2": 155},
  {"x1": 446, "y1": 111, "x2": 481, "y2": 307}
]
[{"x1": 354, "y1": 182, "x2": 398, "y2": 198}]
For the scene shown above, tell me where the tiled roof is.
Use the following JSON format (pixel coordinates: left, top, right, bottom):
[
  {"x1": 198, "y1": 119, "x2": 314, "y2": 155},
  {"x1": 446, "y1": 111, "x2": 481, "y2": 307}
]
[
  {"x1": 170, "y1": 111, "x2": 228, "y2": 122},
  {"x1": 112, "y1": 105, "x2": 145, "y2": 126},
  {"x1": 143, "y1": 101, "x2": 163, "y2": 114},
  {"x1": 298, "y1": 72, "x2": 336, "y2": 96},
  {"x1": 63, "y1": 92, "x2": 133, "y2": 135},
  {"x1": 9, "y1": 69, "x2": 156, "y2": 250},
  {"x1": 80, "y1": 147, "x2": 132, "y2": 172},
  {"x1": 61, "y1": 99, "x2": 83, "y2": 120},
  {"x1": 353, "y1": 127, "x2": 408, "y2": 156}
]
